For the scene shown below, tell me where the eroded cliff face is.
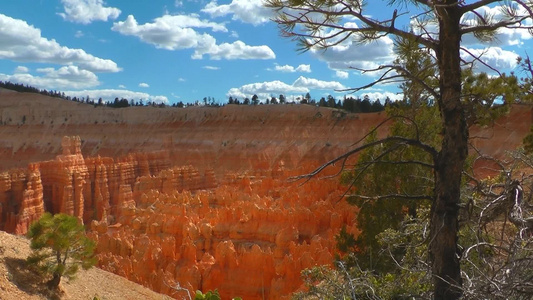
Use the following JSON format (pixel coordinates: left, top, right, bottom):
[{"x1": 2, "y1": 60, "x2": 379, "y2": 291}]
[
  {"x1": 0, "y1": 89, "x2": 531, "y2": 299},
  {"x1": 0, "y1": 164, "x2": 44, "y2": 234}
]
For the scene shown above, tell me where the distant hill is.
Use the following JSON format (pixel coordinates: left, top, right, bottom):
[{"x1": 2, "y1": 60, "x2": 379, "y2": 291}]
[
  {"x1": 0, "y1": 88, "x2": 389, "y2": 172},
  {"x1": 0, "y1": 87, "x2": 530, "y2": 175}
]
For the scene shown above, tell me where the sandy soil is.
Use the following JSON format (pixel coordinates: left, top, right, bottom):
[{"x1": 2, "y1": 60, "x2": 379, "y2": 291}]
[{"x1": 0, "y1": 231, "x2": 173, "y2": 300}]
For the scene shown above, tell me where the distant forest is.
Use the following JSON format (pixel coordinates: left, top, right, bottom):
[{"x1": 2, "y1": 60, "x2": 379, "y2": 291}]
[{"x1": 0, "y1": 81, "x2": 389, "y2": 113}]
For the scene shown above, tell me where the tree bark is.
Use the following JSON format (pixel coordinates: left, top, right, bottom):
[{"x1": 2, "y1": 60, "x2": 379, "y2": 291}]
[
  {"x1": 47, "y1": 273, "x2": 61, "y2": 290},
  {"x1": 431, "y1": 2, "x2": 467, "y2": 299}
]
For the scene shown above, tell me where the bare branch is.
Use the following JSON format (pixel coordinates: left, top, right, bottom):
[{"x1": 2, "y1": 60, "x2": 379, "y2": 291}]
[
  {"x1": 460, "y1": 16, "x2": 532, "y2": 35},
  {"x1": 356, "y1": 159, "x2": 435, "y2": 170},
  {"x1": 344, "y1": 64, "x2": 439, "y2": 100},
  {"x1": 346, "y1": 193, "x2": 434, "y2": 201},
  {"x1": 291, "y1": 135, "x2": 437, "y2": 182},
  {"x1": 460, "y1": 0, "x2": 507, "y2": 14},
  {"x1": 460, "y1": 47, "x2": 503, "y2": 76}
]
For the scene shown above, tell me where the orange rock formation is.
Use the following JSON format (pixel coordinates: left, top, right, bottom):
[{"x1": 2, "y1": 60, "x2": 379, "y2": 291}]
[
  {"x1": 0, "y1": 164, "x2": 44, "y2": 234},
  {"x1": 90, "y1": 163, "x2": 356, "y2": 299}
]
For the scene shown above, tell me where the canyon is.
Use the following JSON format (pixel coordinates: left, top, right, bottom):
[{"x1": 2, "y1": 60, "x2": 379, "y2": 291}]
[{"x1": 0, "y1": 88, "x2": 531, "y2": 299}]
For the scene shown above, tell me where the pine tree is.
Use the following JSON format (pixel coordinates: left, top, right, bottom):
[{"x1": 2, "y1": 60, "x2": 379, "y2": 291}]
[
  {"x1": 265, "y1": 1, "x2": 533, "y2": 297},
  {"x1": 27, "y1": 213, "x2": 96, "y2": 289}
]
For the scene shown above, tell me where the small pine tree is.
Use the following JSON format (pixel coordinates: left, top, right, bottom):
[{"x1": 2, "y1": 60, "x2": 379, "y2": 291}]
[{"x1": 27, "y1": 213, "x2": 96, "y2": 289}]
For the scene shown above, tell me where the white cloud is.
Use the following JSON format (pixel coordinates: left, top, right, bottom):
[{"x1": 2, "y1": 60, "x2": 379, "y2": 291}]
[
  {"x1": 14, "y1": 66, "x2": 29, "y2": 74},
  {"x1": 74, "y1": 30, "x2": 84, "y2": 38},
  {"x1": 227, "y1": 80, "x2": 309, "y2": 99},
  {"x1": 228, "y1": 76, "x2": 347, "y2": 99},
  {"x1": 356, "y1": 91, "x2": 403, "y2": 102},
  {"x1": 113, "y1": 15, "x2": 275, "y2": 60},
  {"x1": 178, "y1": 78, "x2": 186, "y2": 82},
  {"x1": 310, "y1": 35, "x2": 395, "y2": 72},
  {"x1": 118, "y1": 84, "x2": 126, "y2": 88},
  {"x1": 202, "y1": 0, "x2": 273, "y2": 25},
  {"x1": 113, "y1": 15, "x2": 216, "y2": 51},
  {"x1": 274, "y1": 65, "x2": 296, "y2": 73},
  {"x1": 112, "y1": 14, "x2": 226, "y2": 50},
  {"x1": 293, "y1": 76, "x2": 345, "y2": 90},
  {"x1": 273, "y1": 64, "x2": 312, "y2": 73},
  {"x1": 0, "y1": 66, "x2": 100, "y2": 89},
  {"x1": 63, "y1": 89, "x2": 169, "y2": 104},
  {"x1": 296, "y1": 64, "x2": 312, "y2": 73},
  {"x1": 193, "y1": 40, "x2": 275, "y2": 60},
  {"x1": 461, "y1": 47, "x2": 518, "y2": 73},
  {"x1": 139, "y1": 82, "x2": 149, "y2": 88},
  {"x1": 273, "y1": 65, "x2": 295, "y2": 73},
  {"x1": 0, "y1": 14, "x2": 121, "y2": 73},
  {"x1": 336, "y1": 70, "x2": 349, "y2": 79},
  {"x1": 226, "y1": 88, "x2": 247, "y2": 99},
  {"x1": 203, "y1": 66, "x2": 220, "y2": 70},
  {"x1": 59, "y1": 0, "x2": 121, "y2": 24}
]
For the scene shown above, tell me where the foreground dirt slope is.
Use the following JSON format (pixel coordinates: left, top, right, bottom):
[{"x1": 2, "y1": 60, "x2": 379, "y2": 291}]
[{"x1": 0, "y1": 230, "x2": 172, "y2": 300}]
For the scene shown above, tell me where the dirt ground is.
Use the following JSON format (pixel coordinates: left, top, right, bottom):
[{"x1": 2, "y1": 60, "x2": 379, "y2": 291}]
[{"x1": 0, "y1": 231, "x2": 173, "y2": 300}]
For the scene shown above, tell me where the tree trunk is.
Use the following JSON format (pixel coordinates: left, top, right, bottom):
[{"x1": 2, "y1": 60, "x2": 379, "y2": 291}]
[
  {"x1": 431, "y1": 2, "x2": 467, "y2": 300},
  {"x1": 47, "y1": 273, "x2": 61, "y2": 290}
]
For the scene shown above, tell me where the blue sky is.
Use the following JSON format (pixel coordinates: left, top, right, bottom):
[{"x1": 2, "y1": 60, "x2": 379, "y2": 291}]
[{"x1": 0, "y1": 0, "x2": 531, "y2": 105}]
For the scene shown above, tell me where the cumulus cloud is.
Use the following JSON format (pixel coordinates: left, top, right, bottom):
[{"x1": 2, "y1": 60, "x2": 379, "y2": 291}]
[
  {"x1": 139, "y1": 82, "x2": 149, "y2": 88},
  {"x1": 113, "y1": 15, "x2": 217, "y2": 51},
  {"x1": 63, "y1": 89, "x2": 169, "y2": 104},
  {"x1": 356, "y1": 91, "x2": 403, "y2": 102},
  {"x1": 296, "y1": 64, "x2": 312, "y2": 73},
  {"x1": 461, "y1": 47, "x2": 518, "y2": 73},
  {"x1": 0, "y1": 14, "x2": 121, "y2": 73},
  {"x1": 59, "y1": 0, "x2": 121, "y2": 24},
  {"x1": 227, "y1": 80, "x2": 309, "y2": 99},
  {"x1": 227, "y1": 76, "x2": 346, "y2": 99},
  {"x1": 112, "y1": 14, "x2": 274, "y2": 60},
  {"x1": 14, "y1": 66, "x2": 29, "y2": 74},
  {"x1": 273, "y1": 64, "x2": 312, "y2": 73},
  {"x1": 202, "y1": 0, "x2": 273, "y2": 25},
  {"x1": 241, "y1": 81, "x2": 308, "y2": 94},
  {"x1": 336, "y1": 70, "x2": 349, "y2": 79},
  {"x1": 293, "y1": 76, "x2": 345, "y2": 90},
  {"x1": 310, "y1": 35, "x2": 395, "y2": 72},
  {"x1": 0, "y1": 66, "x2": 100, "y2": 89},
  {"x1": 193, "y1": 40, "x2": 275, "y2": 60}
]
